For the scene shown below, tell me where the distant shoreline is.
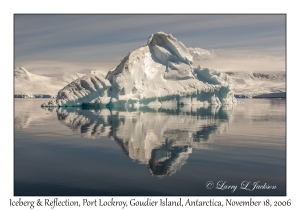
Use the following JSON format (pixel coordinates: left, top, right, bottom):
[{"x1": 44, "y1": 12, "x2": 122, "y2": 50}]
[
  {"x1": 14, "y1": 96, "x2": 286, "y2": 99},
  {"x1": 14, "y1": 94, "x2": 55, "y2": 98}
]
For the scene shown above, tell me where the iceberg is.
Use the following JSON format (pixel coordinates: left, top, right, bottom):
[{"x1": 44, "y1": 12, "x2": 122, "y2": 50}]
[{"x1": 42, "y1": 32, "x2": 236, "y2": 108}]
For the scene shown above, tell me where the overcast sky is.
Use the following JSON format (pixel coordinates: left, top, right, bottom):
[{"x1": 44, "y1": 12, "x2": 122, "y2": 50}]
[{"x1": 14, "y1": 14, "x2": 286, "y2": 76}]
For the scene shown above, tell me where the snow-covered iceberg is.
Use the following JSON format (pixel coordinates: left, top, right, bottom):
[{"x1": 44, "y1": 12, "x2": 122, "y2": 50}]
[{"x1": 42, "y1": 32, "x2": 236, "y2": 108}]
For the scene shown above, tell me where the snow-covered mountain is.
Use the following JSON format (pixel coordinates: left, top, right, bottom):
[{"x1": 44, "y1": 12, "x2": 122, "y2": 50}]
[
  {"x1": 224, "y1": 71, "x2": 286, "y2": 98},
  {"x1": 42, "y1": 32, "x2": 236, "y2": 108},
  {"x1": 14, "y1": 67, "x2": 85, "y2": 98}
]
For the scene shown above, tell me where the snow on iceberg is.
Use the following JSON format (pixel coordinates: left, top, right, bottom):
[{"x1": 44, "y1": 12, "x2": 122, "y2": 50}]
[{"x1": 42, "y1": 32, "x2": 236, "y2": 108}]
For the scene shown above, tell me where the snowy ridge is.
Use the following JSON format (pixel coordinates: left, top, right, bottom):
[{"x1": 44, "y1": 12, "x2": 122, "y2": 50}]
[
  {"x1": 14, "y1": 67, "x2": 85, "y2": 98},
  {"x1": 59, "y1": 72, "x2": 86, "y2": 84},
  {"x1": 224, "y1": 71, "x2": 286, "y2": 98},
  {"x1": 42, "y1": 32, "x2": 236, "y2": 108}
]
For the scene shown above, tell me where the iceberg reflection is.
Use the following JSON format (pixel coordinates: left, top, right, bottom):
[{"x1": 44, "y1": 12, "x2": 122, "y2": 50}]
[{"x1": 46, "y1": 105, "x2": 235, "y2": 177}]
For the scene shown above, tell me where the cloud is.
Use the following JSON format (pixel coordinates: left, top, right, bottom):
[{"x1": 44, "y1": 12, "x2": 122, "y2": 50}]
[
  {"x1": 15, "y1": 15, "x2": 285, "y2": 57},
  {"x1": 194, "y1": 48, "x2": 285, "y2": 72},
  {"x1": 15, "y1": 60, "x2": 116, "y2": 77},
  {"x1": 14, "y1": 15, "x2": 286, "y2": 76},
  {"x1": 16, "y1": 40, "x2": 144, "y2": 63}
]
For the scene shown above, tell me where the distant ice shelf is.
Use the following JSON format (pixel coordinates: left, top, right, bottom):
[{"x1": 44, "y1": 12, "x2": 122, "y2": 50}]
[
  {"x1": 41, "y1": 32, "x2": 236, "y2": 108},
  {"x1": 224, "y1": 71, "x2": 286, "y2": 98},
  {"x1": 14, "y1": 94, "x2": 55, "y2": 98}
]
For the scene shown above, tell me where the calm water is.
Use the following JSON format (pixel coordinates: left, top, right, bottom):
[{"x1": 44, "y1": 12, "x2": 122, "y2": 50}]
[{"x1": 14, "y1": 98, "x2": 286, "y2": 196}]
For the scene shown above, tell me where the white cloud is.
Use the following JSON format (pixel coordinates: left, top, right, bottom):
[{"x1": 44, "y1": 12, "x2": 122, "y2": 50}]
[
  {"x1": 195, "y1": 48, "x2": 285, "y2": 72},
  {"x1": 15, "y1": 60, "x2": 117, "y2": 77}
]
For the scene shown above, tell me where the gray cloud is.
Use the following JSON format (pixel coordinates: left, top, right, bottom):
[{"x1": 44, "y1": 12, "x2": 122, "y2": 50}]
[{"x1": 14, "y1": 14, "x2": 286, "y2": 76}]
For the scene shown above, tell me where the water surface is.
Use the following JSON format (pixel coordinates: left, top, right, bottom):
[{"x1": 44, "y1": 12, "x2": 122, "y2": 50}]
[{"x1": 14, "y1": 98, "x2": 286, "y2": 196}]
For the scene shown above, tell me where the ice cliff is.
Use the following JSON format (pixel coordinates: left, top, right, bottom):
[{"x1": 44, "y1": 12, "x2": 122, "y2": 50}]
[{"x1": 42, "y1": 32, "x2": 236, "y2": 108}]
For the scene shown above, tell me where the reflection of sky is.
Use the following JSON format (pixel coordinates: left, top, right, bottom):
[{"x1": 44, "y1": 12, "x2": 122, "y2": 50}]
[{"x1": 14, "y1": 15, "x2": 286, "y2": 76}]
